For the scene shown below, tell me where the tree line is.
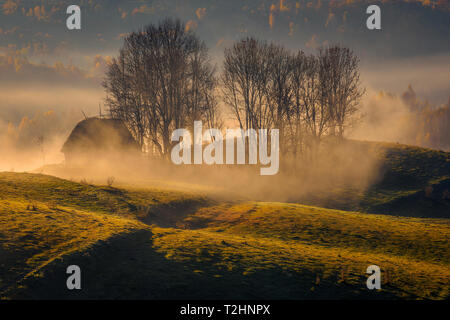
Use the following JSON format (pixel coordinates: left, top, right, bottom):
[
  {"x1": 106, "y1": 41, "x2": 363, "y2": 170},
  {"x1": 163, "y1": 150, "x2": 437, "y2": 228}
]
[{"x1": 103, "y1": 18, "x2": 365, "y2": 162}]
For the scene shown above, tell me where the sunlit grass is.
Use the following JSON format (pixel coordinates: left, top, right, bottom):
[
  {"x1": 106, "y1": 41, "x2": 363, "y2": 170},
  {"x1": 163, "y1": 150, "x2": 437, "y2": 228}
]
[{"x1": 0, "y1": 167, "x2": 449, "y2": 300}]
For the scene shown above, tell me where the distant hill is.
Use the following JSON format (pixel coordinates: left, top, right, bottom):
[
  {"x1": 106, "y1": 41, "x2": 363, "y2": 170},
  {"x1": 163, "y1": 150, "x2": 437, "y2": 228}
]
[{"x1": 294, "y1": 141, "x2": 450, "y2": 219}]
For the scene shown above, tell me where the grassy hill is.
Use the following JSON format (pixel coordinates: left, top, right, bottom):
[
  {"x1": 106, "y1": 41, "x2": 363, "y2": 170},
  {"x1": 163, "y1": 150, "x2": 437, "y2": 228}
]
[
  {"x1": 298, "y1": 141, "x2": 450, "y2": 218},
  {"x1": 360, "y1": 142, "x2": 449, "y2": 217},
  {"x1": 0, "y1": 169, "x2": 449, "y2": 299}
]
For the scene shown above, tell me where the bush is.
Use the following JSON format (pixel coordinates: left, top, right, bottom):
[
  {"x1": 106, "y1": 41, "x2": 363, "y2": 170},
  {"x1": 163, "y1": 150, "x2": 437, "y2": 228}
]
[
  {"x1": 80, "y1": 178, "x2": 93, "y2": 185},
  {"x1": 107, "y1": 176, "x2": 115, "y2": 187}
]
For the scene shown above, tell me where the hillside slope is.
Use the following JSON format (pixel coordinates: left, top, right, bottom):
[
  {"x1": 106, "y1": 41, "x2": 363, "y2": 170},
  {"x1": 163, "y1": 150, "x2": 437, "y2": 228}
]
[
  {"x1": 299, "y1": 141, "x2": 450, "y2": 218},
  {"x1": 0, "y1": 172, "x2": 449, "y2": 299},
  {"x1": 361, "y1": 142, "x2": 449, "y2": 218}
]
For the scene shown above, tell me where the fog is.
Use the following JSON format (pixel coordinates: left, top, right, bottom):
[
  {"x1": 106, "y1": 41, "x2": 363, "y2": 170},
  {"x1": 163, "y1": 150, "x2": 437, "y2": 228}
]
[
  {"x1": 351, "y1": 86, "x2": 450, "y2": 151},
  {"x1": 0, "y1": 86, "x2": 102, "y2": 172},
  {"x1": 14, "y1": 134, "x2": 381, "y2": 211},
  {"x1": 0, "y1": 46, "x2": 448, "y2": 204},
  {"x1": 1, "y1": 82, "x2": 448, "y2": 206}
]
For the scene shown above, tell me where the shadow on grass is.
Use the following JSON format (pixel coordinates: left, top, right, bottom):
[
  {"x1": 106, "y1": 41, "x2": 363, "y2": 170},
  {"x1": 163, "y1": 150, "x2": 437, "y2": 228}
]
[{"x1": 6, "y1": 230, "x2": 400, "y2": 300}]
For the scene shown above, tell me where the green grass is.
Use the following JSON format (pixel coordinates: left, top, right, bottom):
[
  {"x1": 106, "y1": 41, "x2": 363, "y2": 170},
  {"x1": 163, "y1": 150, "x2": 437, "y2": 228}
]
[
  {"x1": 0, "y1": 172, "x2": 209, "y2": 216},
  {"x1": 304, "y1": 141, "x2": 450, "y2": 218},
  {"x1": 0, "y1": 202, "x2": 144, "y2": 292},
  {"x1": 0, "y1": 172, "x2": 207, "y2": 297},
  {"x1": 359, "y1": 142, "x2": 450, "y2": 217},
  {"x1": 0, "y1": 169, "x2": 449, "y2": 300},
  {"x1": 184, "y1": 202, "x2": 449, "y2": 265}
]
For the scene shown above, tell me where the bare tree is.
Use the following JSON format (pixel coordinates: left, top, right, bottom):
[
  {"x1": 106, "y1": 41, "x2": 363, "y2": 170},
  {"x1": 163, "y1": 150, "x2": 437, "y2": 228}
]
[
  {"x1": 301, "y1": 54, "x2": 330, "y2": 158},
  {"x1": 288, "y1": 50, "x2": 308, "y2": 160},
  {"x1": 265, "y1": 43, "x2": 293, "y2": 154},
  {"x1": 103, "y1": 18, "x2": 219, "y2": 158},
  {"x1": 221, "y1": 38, "x2": 273, "y2": 131},
  {"x1": 105, "y1": 25, "x2": 364, "y2": 166},
  {"x1": 222, "y1": 39, "x2": 365, "y2": 164},
  {"x1": 318, "y1": 45, "x2": 365, "y2": 138}
]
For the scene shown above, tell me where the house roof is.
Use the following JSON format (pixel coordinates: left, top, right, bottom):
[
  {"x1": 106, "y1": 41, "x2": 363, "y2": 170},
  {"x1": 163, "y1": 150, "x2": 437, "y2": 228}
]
[{"x1": 61, "y1": 117, "x2": 140, "y2": 154}]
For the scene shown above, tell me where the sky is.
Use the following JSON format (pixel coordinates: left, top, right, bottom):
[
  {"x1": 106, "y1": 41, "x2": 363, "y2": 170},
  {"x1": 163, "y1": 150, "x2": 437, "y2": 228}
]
[{"x1": 0, "y1": 0, "x2": 449, "y2": 125}]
